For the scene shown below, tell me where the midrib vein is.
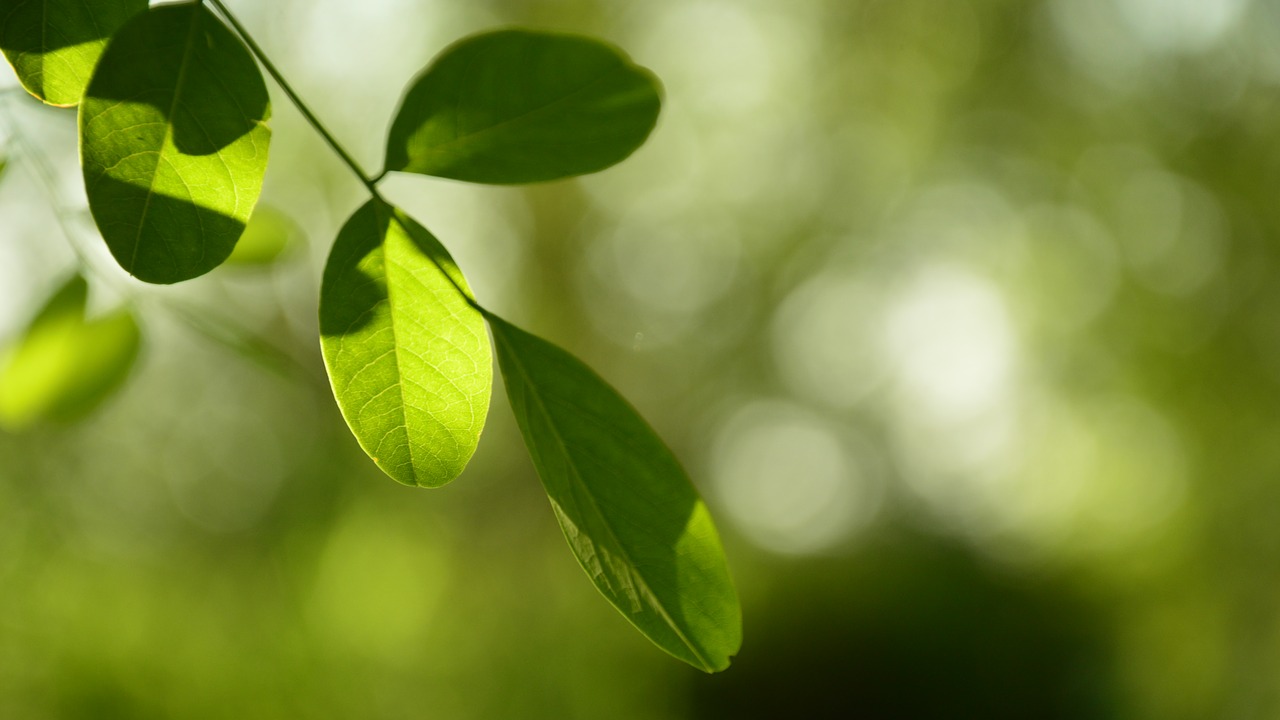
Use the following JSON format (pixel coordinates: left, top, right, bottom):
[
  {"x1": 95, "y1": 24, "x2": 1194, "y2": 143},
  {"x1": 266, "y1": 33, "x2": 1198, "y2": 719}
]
[
  {"x1": 417, "y1": 73, "x2": 614, "y2": 165},
  {"x1": 382, "y1": 207, "x2": 423, "y2": 483},
  {"x1": 127, "y1": 6, "x2": 201, "y2": 273}
]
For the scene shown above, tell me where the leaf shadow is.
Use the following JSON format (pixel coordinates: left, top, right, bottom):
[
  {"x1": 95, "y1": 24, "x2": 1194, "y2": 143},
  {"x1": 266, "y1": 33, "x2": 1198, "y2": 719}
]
[
  {"x1": 0, "y1": 0, "x2": 147, "y2": 55},
  {"x1": 88, "y1": 175, "x2": 246, "y2": 284},
  {"x1": 84, "y1": 3, "x2": 269, "y2": 157},
  {"x1": 319, "y1": 201, "x2": 391, "y2": 338},
  {"x1": 320, "y1": 200, "x2": 470, "y2": 338}
]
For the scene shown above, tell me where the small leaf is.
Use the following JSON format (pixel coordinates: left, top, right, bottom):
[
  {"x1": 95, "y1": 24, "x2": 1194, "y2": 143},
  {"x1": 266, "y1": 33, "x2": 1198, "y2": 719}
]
[
  {"x1": 0, "y1": 0, "x2": 148, "y2": 107},
  {"x1": 385, "y1": 29, "x2": 661, "y2": 185},
  {"x1": 80, "y1": 2, "x2": 271, "y2": 284},
  {"x1": 320, "y1": 199, "x2": 491, "y2": 488},
  {"x1": 488, "y1": 314, "x2": 741, "y2": 672},
  {"x1": 224, "y1": 204, "x2": 298, "y2": 266},
  {"x1": 0, "y1": 275, "x2": 140, "y2": 430}
]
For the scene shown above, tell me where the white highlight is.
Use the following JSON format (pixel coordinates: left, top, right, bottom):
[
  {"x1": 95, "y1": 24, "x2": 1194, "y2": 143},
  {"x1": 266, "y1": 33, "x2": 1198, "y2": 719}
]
[
  {"x1": 711, "y1": 401, "x2": 880, "y2": 555},
  {"x1": 883, "y1": 265, "x2": 1017, "y2": 423}
]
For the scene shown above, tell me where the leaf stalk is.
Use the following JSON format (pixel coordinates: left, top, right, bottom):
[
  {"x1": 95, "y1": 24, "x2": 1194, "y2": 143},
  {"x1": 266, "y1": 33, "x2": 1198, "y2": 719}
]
[
  {"x1": 205, "y1": 0, "x2": 486, "y2": 309},
  {"x1": 206, "y1": 0, "x2": 384, "y2": 198}
]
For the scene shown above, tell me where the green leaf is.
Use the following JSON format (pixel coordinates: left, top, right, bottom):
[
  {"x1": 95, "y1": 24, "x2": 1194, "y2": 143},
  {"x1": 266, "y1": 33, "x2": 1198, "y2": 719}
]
[
  {"x1": 320, "y1": 199, "x2": 491, "y2": 488},
  {"x1": 80, "y1": 2, "x2": 271, "y2": 284},
  {"x1": 0, "y1": 0, "x2": 148, "y2": 107},
  {"x1": 488, "y1": 314, "x2": 741, "y2": 672},
  {"x1": 224, "y1": 204, "x2": 298, "y2": 266},
  {"x1": 0, "y1": 275, "x2": 140, "y2": 431},
  {"x1": 384, "y1": 29, "x2": 661, "y2": 185}
]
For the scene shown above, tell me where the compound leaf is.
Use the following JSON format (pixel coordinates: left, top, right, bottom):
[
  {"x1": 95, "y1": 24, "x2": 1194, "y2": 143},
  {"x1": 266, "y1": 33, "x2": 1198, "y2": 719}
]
[
  {"x1": 488, "y1": 314, "x2": 741, "y2": 672},
  {"x1": 385, "y1": 29, "x2": 661, "y2": 185},
  {"x1": 320, "y1": 199, "x2": 491, "y2": 488},
  {"x1": 0, "y1": 0, "x2": 148, "y2": 107},
  {"x1": 0, "y1": 275, "x2": 140, "y2": 430},
  {"x1": 80, "y1": 2, "x2": 271, "y2": 284}
]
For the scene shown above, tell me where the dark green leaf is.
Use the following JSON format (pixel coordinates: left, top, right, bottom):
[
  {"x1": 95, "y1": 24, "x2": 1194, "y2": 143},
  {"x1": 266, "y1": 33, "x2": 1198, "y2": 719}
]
[
  {"x1": 224, "y1": 204, "x2": 298, "y2": 266},
  {"x1": 0, "y1": 0, "x2": 148, "y2": 106},
  {"x1": 0, "y1": 275, "x2": 140, "y2": 430},
  {"x1": 384, "y1": 29, "x2": 661, "y2": 184},
  {"x1": 488, "y1": 314, "x2": 741, "y2": 671},
  {"x1": 80, "y1": 2, "x2": 271, "y2": 284},
  {"x1": 320, "y1": 199, "x2": 491, "y2": 488}
]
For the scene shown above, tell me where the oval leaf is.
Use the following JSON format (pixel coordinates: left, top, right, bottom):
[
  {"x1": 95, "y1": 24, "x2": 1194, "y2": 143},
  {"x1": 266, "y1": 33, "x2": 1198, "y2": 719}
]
[
  {"x1": 488, "y1": 314, "x2": 741, "y2": 672},
  {"x1": 0, "y1": 275, "x2": 140, "y2": 430},
  {"x1": 0, "y1": 0, "x2": 148, "y2": 107},
  {"x1": 80, "y1": 2, "x2": 271, "y2": 284},
  {"x1": 320, "y1": 199, "x2": 491, "y2": 487},
  {"x1": 384, "y1": 29, "x2": 661, "y2": 184}
]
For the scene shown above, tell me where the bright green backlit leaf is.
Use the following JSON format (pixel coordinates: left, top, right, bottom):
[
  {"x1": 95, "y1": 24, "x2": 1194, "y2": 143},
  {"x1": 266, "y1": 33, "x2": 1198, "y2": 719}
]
[
  {"x1": 80, "y1": 2, "x2": 271, "y2": 284},
  {"x1": 488, "y1": 314, "x2": 741, "y2": 672},
  {"x1": 224, "y1": 204, "x2": 298, "y2": 266},
  {"x1": 385, "y1": 29, "x2": 661, "y2": 185},
  {"x1": 0, "y1": 0, "x2": 148, "y2": 107},
  {"x1": 0, "y1": 275, "x2": 140, "y2": 431},
  {"x1": 320, "y1": 199, "x2": 491, "y2": 488}
]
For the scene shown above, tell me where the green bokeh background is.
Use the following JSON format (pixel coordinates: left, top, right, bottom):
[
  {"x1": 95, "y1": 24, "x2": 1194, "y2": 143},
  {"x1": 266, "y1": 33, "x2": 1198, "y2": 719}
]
[{"x1": 3, "y1": 0, "x2": 1280, "y2": 717}]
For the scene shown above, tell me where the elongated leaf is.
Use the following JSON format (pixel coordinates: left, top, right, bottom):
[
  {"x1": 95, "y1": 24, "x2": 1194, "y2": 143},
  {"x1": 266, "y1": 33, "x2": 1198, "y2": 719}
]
[
  {"x1": 80, "y1": 2, "x2": 271, "y2": 284},
  {"x1": 385, "y1": 29, "x2": 661, "y2": 184},
  {"x1": 488, "y1": 314, "x2": 741, "y2": 671},
  {"x1": 0, "y1": 275, "x2": 140, "y2": 430},
  {"x1": 0, "y1": 0, "x2": 147, "y2": 106},
  {"x1": 320, "y1": 200, "x2": 491, "y2": 487}
]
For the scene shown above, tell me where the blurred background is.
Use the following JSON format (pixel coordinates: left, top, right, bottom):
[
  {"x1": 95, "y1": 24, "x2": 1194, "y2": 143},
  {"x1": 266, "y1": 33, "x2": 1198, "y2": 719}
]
[{"x1": 3, "y1": 0, "x2": 1280, "y2": 716}]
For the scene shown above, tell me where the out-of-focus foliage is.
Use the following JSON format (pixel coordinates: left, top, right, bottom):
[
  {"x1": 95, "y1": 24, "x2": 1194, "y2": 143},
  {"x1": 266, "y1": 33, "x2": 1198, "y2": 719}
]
[
  {"x1": 0, "y1": 274, "x2": 139, "y2": 430},
  {"x1": 3, "y1": 0, "x2": 1280, "y2": 716},
  {"x1": 224, "y1": 204, "x2": 299, "y2": 266}
]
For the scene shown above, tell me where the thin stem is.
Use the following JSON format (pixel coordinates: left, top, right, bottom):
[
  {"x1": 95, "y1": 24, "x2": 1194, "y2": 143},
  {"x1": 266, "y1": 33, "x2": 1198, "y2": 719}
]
[
  {"x1": 206, "y1": 0, "x2": 384, "y2": 197},
  {"x1": 208, "y1": 0, "x2": 490, "y2": 317}
]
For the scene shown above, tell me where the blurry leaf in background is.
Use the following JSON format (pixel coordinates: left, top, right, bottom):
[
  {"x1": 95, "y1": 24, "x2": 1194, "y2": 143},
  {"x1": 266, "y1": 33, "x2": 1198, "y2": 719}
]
[
  {"x1": 0, "y1": 274, "x2": 140, "y2": 431},
  {"x1": 320, "y1": 199, "x2": 490, "y2": 488},
  {"x1": 223, "y1": 204, "x2": 300, "y2": 267},
  {"x1": 384, "y1": 29, "x2": 661, "y2": 184},
  {"x1": 0, "y1": 0, "x2": 148, "y2": 107},
  {"x1": 489, "y1": 314, "x2": 741, "y2": 672},
  {"x1": 80, "y1": 2, "x2": 271, "y2": 284}
]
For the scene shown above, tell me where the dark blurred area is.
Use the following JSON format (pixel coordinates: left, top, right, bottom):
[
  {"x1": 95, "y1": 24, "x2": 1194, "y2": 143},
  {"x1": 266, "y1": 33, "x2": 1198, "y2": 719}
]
[
  {"x1": 693, "y1": 536, "x2": 1117, "y2": 720},
  {"x1": 4, "y1": 0, "x2": 1280, "y2": 717}
]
